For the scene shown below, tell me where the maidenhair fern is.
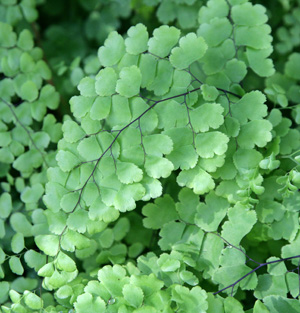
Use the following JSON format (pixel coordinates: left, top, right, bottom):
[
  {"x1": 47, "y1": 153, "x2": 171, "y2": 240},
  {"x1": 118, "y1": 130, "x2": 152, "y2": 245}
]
[{"x1": 1, "y1": 0, "x2": 300, "y2": 312}]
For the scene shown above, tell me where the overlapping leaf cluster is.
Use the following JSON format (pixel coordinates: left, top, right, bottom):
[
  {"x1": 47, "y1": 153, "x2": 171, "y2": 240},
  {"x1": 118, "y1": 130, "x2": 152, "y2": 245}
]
[
  {"x1": 39, "y1": 0, "x2": 131, "y2": 100},
  {"x1": 1, "y1": 0, "x2": 300, "y2": 312},
  {"x1": 0, "y1": 0, "x2": 64, "y2": 311},
  {"x1": 142, "y1": 0, "x2": 202, "y2": 30}
]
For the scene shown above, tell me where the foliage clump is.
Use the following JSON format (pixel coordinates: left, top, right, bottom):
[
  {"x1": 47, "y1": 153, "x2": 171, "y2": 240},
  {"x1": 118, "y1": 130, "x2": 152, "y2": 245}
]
[{"x1": 0, "y1": 0, "x2": 300, "y2": 312}]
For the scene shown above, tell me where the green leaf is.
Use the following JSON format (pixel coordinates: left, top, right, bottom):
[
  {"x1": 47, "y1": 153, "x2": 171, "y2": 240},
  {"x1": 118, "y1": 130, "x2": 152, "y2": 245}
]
[
  {"x1": 268, "y1": 211, "x2": 298, "y2": 241},
  {"x1": 56, "y1": 251, "x2": 76, "y2": 272},
  {"x1": 56, "y1": 150, "x2": 80, "y2": 172},
  {"x1": 177, "y1": 165, "x2": 215, "y2": 195},
  {"x1": 42, "y1": 114, "x2": 62, "y2": 143},
  {"x1": 201, "y1": 84, "x2": 219, "y2": 101},
  {"x1": 180, "y1": 270, "x2": 199, "y2": 286},
  {"x1": 141, "y1": 176, "x2": 162, "y2": 201},
  {"x1": 224, "y1": 297, "x2": 245, "y2": 313},
  {"x1": 98, "y1": 31, "x2": 125, "y2": 66},
  {"x1": 74, "y1": 293, "x2": 106, "y2": 313},
  {"x1": 95, "y1": 68, "x2": 117, "y2": 96},
  {"x1": 31, "y1": 131, "x2": 50, "y2": 149},
  {"x1": 21, "y1": 183, "x2": 44, "y2": 203},
  {"x1": 35, "y1": 235, "x2": 59, "y2": 256},
  {"x1": 286, "y1": 272, "x2": 300, "y2": 299},
  {"x1": 231, "y1": 3, "x2": 267, "y2": 26},
  {"x1": 175, "y1": 187, "x2": 199, "y2": 224},
  {"x1": 90, "y1": 96, "x2": 111, "y2": 121},
  {"x1": 267, "y1": 257, "x2": 287, "y2": 276},
  {"x1": 82, "y1": 182, "x2": 100, "y2": 207},
  {"x1": 114, "y1": 183, "x2": 145, "y2": 212},
  {"x1": 221, "y1": 205, "x2": 257, "y2": 245},
  {"x1": 0, "y1": 247, "x2": 5, "y2": 264},
  {"x1": 213, "y1": 248, "x2": 258, "y2": 294},
  {"x1": 142, "y1": 195, "x2": 178, "y2": 229},
  {"x1": 130, "y1": 97, "x2": 158, "y2": 133},
  {"x1": 246, "y1": 47, "x2": 275, "y2": 77},
  {"x1": 148, "y1": 59, "x2": 174, "y2": 96},
  {"x1": 98, "y1": 228, "x2": 114, "y2": 249},
  {"x1": 0, "y1": 192, "x2": 12, "y2": 219},
  {"x1": 97, "y1": 265, "x2": 130, "y2": 296},
  {"x1": 71, "y1": 67, "x2": 84, "y2": 86},
  {"x1": 125, "y1": 23, "x2": 149, "y2": 55},
  {"x1": 145, "y1": 155, "x2": 174, "y2": 179},
  {"x1": 9, "y1": 256, "x2": 24, "y2": 275},
  {"x1": 198, "y1": 17, "x2": 232, "y2": 47},
  {"x1": 171, "y1": 285, "x2": 208, "y2": 313},
  {"x1": 17, "y1": 29, "x2": 34, "y2": 51},
  {"x1": 11, "y1": 233, "x2": 25, "y2": 254},
  {"x1": 123, "y1": 284, "x2": 144, "y2": 308},
  {"x1": 198, "y1": 0, "x2": 229, "y2": 23},
  {"x1": 89, "y1": 197, "x2": 120, "y2": 223},
  {"x1": 11, "y1": 277, "x2": 38, "y2": 292},
  {"x1": 158, "y1": 253, "x2": 180, "y2": 272},
  {"x1": 81, "y1": 115, "x2": 101, "y2": 135},
  {"x1": 37, "y1": 262, "x2": 55, "y2": 277},
  {"x1": 163, "y1": 127, "x2": 198, "y2": 170},
  {"x1": 24, "y1": 250, "x2": 46, "y2": 272},
  {"x1": 281, "y1": 232, "x2": 300, "y2": 265},
  {"x1": 237, "y1": 120, "x2": 273, "y2": 148},
  {"x1": 10, "y1": 213, "x2": 32, "y2": 237},
  {"x1": 195, "y1": 191, "x2": 230, "y2": 231},
  {"x1": 190, "y1": 103, "x2": 224, "y2": 132},
  {"x1": 148, "y1": 25, "x2": 180, "y2": 58},
  {"x1": 195, "y1": 131, "x2": 229, "y2": 158},
  {"x1": 254, "y1": 274, "x2": 287, "y2": 299},
  {"x1": 139, "y1": 54, "x2": 157, "y2": 88},
  {"x1": 144, "y1": 134, "x2": 173, "y2": 157},
  {"x1": 116, "y1": 65, "x2": 142, "y2": 98},
  {"x1": 56, "y1": 285, "x2": 73, "y2": 299},
  {"x1": 67, "y1": 209, "x2": 89, "y2": 233},
  {"x1": 170, "y1": 33, "x2": 207, "y2": 70},
  {"x1": 285, "y1": 53, "x2": 300, "y2": 80},
  {"x1": 253, "y1": 300, "x2": 269, "y2": 313},
  {"x1": 0, "y1": 22, "x2": 16, "y2": 47},
  {"x1": 263, "y1": 295, "x2": 300, "y2": 313},
  {"x1": 225, "y1": 59, "x2": 247, "y2": 82},
  {"x1": 235, "y1": 25, "x2": 272, "y2": 50},
  {"x1": 256, "y1": 200, "x2": 285, "y2": 223},
  {"x1": 24, "y1": 291, "x2": 43, "y2": 310},
  {"x1": 46, "y1": 269, "x2": 76, "y2": 289},
  {"x1": 36, "y1": 60, "x2": 52, "y2": 81},
  {"x1": 0, "y1": 219, "x2": 5, "y2": 238},
  {"x1": 233, "y1": 148, "x2": 263, "y2": 170},
  {"x1": 0, "y1": 281, "x2": 9, "y2": 304},
  {"x1": 77, "y1": 136, "x2": 102, "y2": 161},
  {"x1": 105, "y1": 95, "x2": 132, "y2": 126},
  {"x1": 60, "y1": 192, "x2": 79, "y2": 213},
  {"x1": 20, "y1": 81, "x2": 38, "y2": 102},
  {"x1": 9, "y1": 289, "x2": 21, "y2": 304},
  {"x1": 70, "y1": 96, "x2": 94, "y2": 119},
  {"x1": 116, "y1": 161, "x2": 143, "y2": 184},
  {"x1": 78, "y1": 77, "x2": 97, "y2": 97},
  {"x1": 20, "y1": 1, "x2": 38, "y2": 22},
  {"x1": 0, "y1": 147, "x2": 14, "y2": 163},
  {"x1": 231, "y1": 91, "x2": 267, "y2": 124}
]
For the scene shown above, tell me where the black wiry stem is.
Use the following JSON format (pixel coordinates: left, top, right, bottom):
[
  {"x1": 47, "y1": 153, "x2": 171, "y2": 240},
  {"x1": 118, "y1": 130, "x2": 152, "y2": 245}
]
[
  {"x1": 214, "y1": 255, "x2": 300, "y2": 295},
  {"x1": 211, "y1": 232, "x2": 300, "y2": 296}
]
